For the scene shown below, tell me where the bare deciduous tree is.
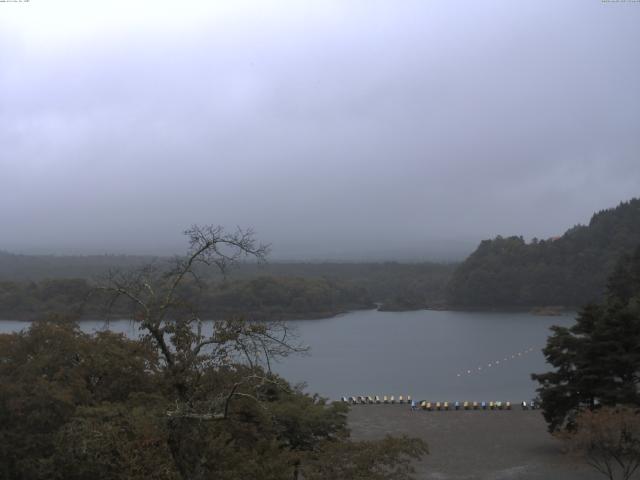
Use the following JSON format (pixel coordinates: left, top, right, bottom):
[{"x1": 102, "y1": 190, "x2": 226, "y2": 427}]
[{"x1": 96, "y1": 224, "x2": 306, "y2": 415}]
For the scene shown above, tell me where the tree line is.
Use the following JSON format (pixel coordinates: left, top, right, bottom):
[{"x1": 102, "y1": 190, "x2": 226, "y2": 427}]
[
  {"x1": 0, "y1": 275, "x2": 374, "y2": 321},
  {"x1": 0, "y1": 255, "x2": 455, "y2": 319}
]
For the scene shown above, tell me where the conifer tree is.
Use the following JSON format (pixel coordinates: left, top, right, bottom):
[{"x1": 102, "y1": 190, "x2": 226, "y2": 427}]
[{"x1": 533, "y1": 245, "x2": 640, "y2": 432}]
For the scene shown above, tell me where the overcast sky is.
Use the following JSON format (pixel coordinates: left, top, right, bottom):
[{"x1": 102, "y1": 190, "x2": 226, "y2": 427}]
[{"x1": 1, "y1": 0, "x2": 639, "y2": 260}]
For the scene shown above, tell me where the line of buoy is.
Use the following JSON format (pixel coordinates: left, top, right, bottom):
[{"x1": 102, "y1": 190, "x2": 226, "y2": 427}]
[{"x1": 456, "y1": 347, "x2": 537, "y2": 377}]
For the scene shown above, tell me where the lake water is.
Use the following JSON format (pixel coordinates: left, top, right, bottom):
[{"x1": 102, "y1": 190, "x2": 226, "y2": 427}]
[
  {"x1": 277, "y1": 309, "x2": 575, "y2": 402},
  {"x1": 0, "y1": 309, "x2": 574, "y2": 403}
]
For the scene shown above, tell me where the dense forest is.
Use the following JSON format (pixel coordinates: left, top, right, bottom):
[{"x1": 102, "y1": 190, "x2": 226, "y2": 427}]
[
  {"x1": 0, "y1": 318, "x2": 427, "y2": 480},
  {"x1": 0, "y1": 253, "x2": 455, "y2": 319},
  {"x1": 447, "y1": 198, "x2": 640, "y2": 308}
]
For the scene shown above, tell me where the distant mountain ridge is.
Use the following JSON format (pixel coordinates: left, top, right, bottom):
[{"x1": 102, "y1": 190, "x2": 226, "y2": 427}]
[
  {"x1": 0, "y1": 251, "x2": 155, "y2": 281},
  {"x1": 447, "y1": 198, "x2": 640, "y2": 308}
]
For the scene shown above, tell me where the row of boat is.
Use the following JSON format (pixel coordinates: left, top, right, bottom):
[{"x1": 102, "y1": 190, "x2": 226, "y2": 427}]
[
  {"x1": 415, "y1": 400, "x2": 521, "y2": 410},
  {"x1": 342, "y1": 396, "x2": 539, "y2": 410},
  {"x1": 342, "y1": 395, "x2": 412, "y2": 404}
]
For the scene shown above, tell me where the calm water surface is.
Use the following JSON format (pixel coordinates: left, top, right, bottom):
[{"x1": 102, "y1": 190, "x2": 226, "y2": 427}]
[
  {"x1": 275, "y1": 309, "x2": 574, "y2": 402},
  {"x1": 0, "y1": 309, "x2": 574, "y2": 402}
]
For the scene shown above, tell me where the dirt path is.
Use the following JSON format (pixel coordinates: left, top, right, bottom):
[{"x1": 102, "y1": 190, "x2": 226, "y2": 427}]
[{"x1": 348, "y1": 405, "x2": 603, "y2": 480}]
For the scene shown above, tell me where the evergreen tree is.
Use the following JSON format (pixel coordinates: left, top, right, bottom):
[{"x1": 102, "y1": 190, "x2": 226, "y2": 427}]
[{"x1": 532, "y1": 245, "x2": 640, "y2": 432}]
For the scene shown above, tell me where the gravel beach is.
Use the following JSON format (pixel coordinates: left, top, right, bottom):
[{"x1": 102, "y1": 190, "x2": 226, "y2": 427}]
[{"x1": 348, "y1": 405, "x2": 603, "y2": 480}]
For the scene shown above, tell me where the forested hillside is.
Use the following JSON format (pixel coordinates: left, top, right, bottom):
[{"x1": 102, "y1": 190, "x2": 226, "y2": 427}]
[{"x1": 447, "y1": 198, "x2": 640, "y2": 308}]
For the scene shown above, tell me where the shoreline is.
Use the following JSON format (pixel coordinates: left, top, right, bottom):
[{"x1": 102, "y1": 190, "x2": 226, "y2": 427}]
[
  {"x1": 0, "y1": 305, "x2": 576, "y2": 324},
  {"x1": 0, "y1": 309, "x2": 362, "y2": 323}
]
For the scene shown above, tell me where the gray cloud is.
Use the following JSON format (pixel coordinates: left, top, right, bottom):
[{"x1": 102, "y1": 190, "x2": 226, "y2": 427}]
[{"x1": 1, "y1": 1, "x2": 639, "y2": 259}]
